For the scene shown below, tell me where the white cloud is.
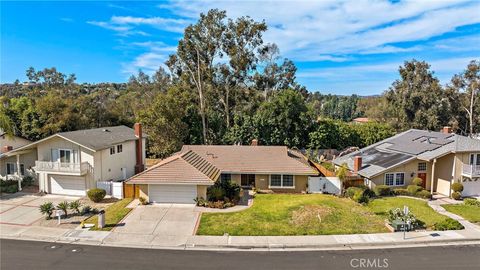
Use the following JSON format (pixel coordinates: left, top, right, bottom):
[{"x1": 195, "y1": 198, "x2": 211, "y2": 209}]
[
  {"x1": 122, "y1": 41, "x2": 177, "y2": 76},
  {"x1": 88, "y1": 15, "x2": 190, "y2": 35}
]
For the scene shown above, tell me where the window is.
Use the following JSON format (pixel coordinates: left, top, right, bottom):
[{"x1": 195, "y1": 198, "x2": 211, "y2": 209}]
[
  {"x1": 418, "y1": 162, "x2": 427, "y2": 172},
  {"x1": 220, "y1": 174, "x2": 231, "y2": 182},
  {"x1": 269, "y1": 174, "x2": 295, "y2": 188},
  {"x1": 110, "y1": 146, "x2": 115, "y2": 155},
  {"x1": 117, "y1": 144, "x2": 123, "y2": 153},
  {"x1": 270, "y1": 175, "x2": 282, "y2": 187},
  {"x1": 395, "y1": 173, "x2": 405, "y2": 186},
  {"x1": 6, "y1": 163, "x2": 14, "y2": 175},
  {"x1": 385, "y1": 172, "x2": 405, "y2": 186}
]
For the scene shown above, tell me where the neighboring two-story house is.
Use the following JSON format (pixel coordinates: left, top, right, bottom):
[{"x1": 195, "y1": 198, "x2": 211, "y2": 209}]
[
  {"x1": 333, "y1": 128, "x2": 480, "y2": 197},
  {"x1": 0, "y1": 124, "x2": 146, "y2": 196}
]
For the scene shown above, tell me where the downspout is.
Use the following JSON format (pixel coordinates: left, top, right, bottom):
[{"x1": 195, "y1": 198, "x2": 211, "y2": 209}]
[{"x1": 430, "y1": 158, "x2": 437, "y2": 195}]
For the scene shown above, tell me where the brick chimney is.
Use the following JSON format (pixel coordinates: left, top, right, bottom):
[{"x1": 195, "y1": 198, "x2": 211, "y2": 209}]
[
  {"x1": 442, "y1": 126, "x2": 452, "y2": 134},
  {"x1": 354, "y1": 156, "x2": 362, "y2": 174},
  {"x1": 134, "y1": 123, "x2": 144, "y2": 174},
  {"x1": 251, "y1": 139, "x2": 258, "y2": 146},
  {"x1": 2, "y1": 145, "x2": 13, "y2": 153}
]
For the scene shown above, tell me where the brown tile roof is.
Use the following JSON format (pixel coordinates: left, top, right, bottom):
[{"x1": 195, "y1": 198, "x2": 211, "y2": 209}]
[
  {"x1": 181, "y1": 145, "x2": 318, "y2": 175},
  {"x1": 127, "y1": 150, "x2": 220, "y2": 185}
]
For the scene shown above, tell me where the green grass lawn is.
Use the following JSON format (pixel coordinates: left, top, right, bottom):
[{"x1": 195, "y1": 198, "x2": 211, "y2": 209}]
[
  {"x1": 442, "y1": 204, "x2": 480, "y2": 224},
  {"x1": 367, "y1": 197, "x2": 449, "y2": 229},
  {"x1": 197, "y1": 194, "x2": 388, "y2": 236},
  {"x1": 84, "y1": 198, "x2": 133, "y2": 231}
]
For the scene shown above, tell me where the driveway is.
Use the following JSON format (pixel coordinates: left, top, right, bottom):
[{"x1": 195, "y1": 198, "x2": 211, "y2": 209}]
[{"x1": 0, "y1": 193, "x2": 76, "y2": 226}]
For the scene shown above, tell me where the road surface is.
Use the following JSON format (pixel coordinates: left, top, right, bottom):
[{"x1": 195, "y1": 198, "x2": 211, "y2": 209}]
[{"x1": 1, "y1": 239, "x2": 479, "y2": 270}]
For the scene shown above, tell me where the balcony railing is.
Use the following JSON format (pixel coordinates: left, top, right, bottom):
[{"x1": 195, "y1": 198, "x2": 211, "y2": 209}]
[
  {"x1": 462, "y1": 164, "x2": 480, "y2": 177},
  {"x1": 35, "y1": 161, "x2": 90, "y2": 175}
]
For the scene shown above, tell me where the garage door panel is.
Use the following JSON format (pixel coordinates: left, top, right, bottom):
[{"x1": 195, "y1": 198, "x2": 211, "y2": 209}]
[
  {"x1": 50, "y1": 175, "x2": 86, "y2": 196},
  {"x1": 149, "y1": 185, "x2": 196, "y2": 204},
  {"x1": 463, "y1": 180, "x2": 480, "y2": 197}
]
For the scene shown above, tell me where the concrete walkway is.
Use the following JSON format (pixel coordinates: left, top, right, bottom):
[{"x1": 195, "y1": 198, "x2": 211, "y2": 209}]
[{"x1": 428, "y1": 197, "x2": 480, "y2": 233}]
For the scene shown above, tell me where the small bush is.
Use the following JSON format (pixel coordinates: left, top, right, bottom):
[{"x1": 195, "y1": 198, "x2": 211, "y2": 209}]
[
  {"x1": 451, "y1": 183, "x2": 464, "y2": 193},
  {"x1": 39, "y1": 202, "x2": 54, "y2": 219},
  {"x1": 139, "y1": 196, "x2": 148, "y2": 205},
  {"x1": 69, "y1": 200, "x2": 82, "y2": 214},
  {"x1": 5, "y1": 184, "x2": 18, "y2": 193},
  {"x1": 373, "y1": 185, "x2": 392, "y2": 196},
  {"x1": 393, "y1": 188, "x2": 409, "y2": 196},
  {"x1": 407, "y1": 185, "x2": 422, "y2": 195},
  {"x1": 451, "y1": 191, "x2": 462, "y2": 200},
  {"x1": 81, "y1": 205, "x2": 92, "y2": 215},
  {"x1": 22, "y1": 176, "x2": 35, "y2": 187},
  {"x1": 412, "y1": 177, "x2": 423, "y2": 187},
  {"x1": 416, "y1": 190, "x2": 432, "y2": 200},
  {"x1": 194, "y1": 197, "x2": 208, "y2": 207},
  {"x1": 56, "y1": 201, "x2": 69, "y2": 217},
  {"x1": 464, "y1": 198, "x2": 480, "y2": 207},
  {"x1": 87, "y1": 188, "x2": 106, "y2": 202},
  {"x1": 433, "y1": 218, "x2": 464, "y2": 231},
  {"x1": 352, "y1": 189, "x2": 370, "y2": 204},
  {"x1": 207, "y1": 186, "x2": 225, "y2": 202},
  {"x1": 345, "y1": 187, "x2": 363, "y2": 198}
]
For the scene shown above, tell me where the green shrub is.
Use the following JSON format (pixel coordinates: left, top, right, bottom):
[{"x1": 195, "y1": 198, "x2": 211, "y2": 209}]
[
  {"x1": 387, "y1": 208, "x2": 422, "y2": 229},
  {"x1": 5, "y1": 184, "x2": 18, "y2": 193},
  {"x1": 433, "y1": 218, "x2": 464, "y2": 231},
  {"x1": 56, "y1": 201, "x2": 69, "y2": 217},
  {"x1": 373, "y1": 185, "x2": 392, "y2": 196},
  {"x1": 352, "y1": 189, "x2": 371, "y2": 204},
  {"x1": 69, "y1": 200, "x2": 82, "y2": 214},
  {"x1": 21, "y1": 176, "x2": 34, "y2": 187},
  {"x1": 416, "y1": 190, "x2": 432, "y2": 200},
  {"x1": 139, "y1": 196, "x2": 148, "y2": 205},
  {"x1": 206, "y1": 178, "x2": 240, "y2": 203},
  {"x1": 451, "y1": 191, "x2": 462, "y2": 200},
  {"x1": 451, "y1": 183, "x2": 464, "y2": 193},
  {"x1": 345, "y1": 187, "x2": 362, "y2": 198},
  {"x1": 39, "y1": 202, "x2": 54, "y2": 219},
  {"x1": 194, "y1": 197, "x2": 208, "y2": 207},
  {"x1": 207, "y1": 186, "x2": 225, "y2": 201},
  {"x1": 412, "y1": 177, "x2": 423, "y2": 186},
  {"x1": 393, "y1": 188, "x2": 409, "y2": 196},
  {"x1": 81, "y1": 205, "x2": 92, "y2": 215},
  {"x1": 407, "y1": 185, "x2": 422, "y2": 195},
  {"x1": 87, "y1": 188, "x2": 106, "y2": 202},
  {"x1": 464, "y1": 198, "x2": 480, "y2": 207}
]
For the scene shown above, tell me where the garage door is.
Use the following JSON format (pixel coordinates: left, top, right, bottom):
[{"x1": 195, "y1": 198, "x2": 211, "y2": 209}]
[
  {"x1": 50, "y1": 175, "x2": 86, "y2": 196},
  {"x1": 436, "y1": 178, "x2": 451, "y2": 196},
  {"x1": 463, "y1": 180, "x2": 480, "y2": 197},
  {"x1": 148, "y1": 184, "x2": 197, "y2": 204}
]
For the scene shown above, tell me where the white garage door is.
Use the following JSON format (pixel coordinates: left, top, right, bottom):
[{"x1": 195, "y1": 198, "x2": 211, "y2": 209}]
[
  {"x1": 149, "y1": 184, "x2": 197, "y2": 204},
  {"x1": 463, "y1": 180, "x2": 480, "y2": 197},
  {"x1": 50, "y1": 175, "x2": 86, "y2": 196},
  {"x1": 436, "y1": 178, "x2": 451, "y2": 196}
]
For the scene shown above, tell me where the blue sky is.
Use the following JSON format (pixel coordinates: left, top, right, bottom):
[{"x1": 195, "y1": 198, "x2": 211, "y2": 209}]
[{"x1": 1, "y1": 0, "x2": 479, "y2": 95}]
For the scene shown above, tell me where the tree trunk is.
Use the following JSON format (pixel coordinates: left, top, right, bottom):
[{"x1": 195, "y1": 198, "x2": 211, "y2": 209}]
[
  {"x1": 469, "y1": 88, "x2": 474, "y2": 135},
  {"x1": 195, "y1": 49, "x2": 207, "y2": 144},
  {"x1": 225, "y1": 85, "x2": 230, "y2": 128}
]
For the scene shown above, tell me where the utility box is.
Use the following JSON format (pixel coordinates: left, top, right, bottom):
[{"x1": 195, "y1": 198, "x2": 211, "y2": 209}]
[
  {"x1": 391, "y1": 220, "x2": 412, "y2": 232},
  {"x1": 98, "y1": 210, "x2": 106, "y2": 229}
]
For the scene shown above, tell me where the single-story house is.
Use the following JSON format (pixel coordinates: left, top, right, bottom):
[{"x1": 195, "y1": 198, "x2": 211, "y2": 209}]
[
  {"x1": 333, "y1": 127, "x2": 480, "y2": 197},
  {"x1": 125, "y1": 142, "x2": 319, "y2": 204}
]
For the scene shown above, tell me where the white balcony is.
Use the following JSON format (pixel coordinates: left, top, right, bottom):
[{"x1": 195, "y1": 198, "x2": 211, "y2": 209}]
[
  {"x1": 34, "y1": 161, "x2": 90, "y2": 175},
  {"x1": 462, "y1": 164, "x2": 480, "y2": 177}
]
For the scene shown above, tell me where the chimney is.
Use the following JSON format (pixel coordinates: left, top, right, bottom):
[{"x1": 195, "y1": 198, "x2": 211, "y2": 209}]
[
  {"x1": 251, "y1": 139, "x2": 258, "y2": 146},
  {"x1": 442, "y1": 126, "x2": 452, "y2": 134},
  {"x1": 354, "y1": 156, "x2": 362, "y2": 174},
  {"x1": 2, "y1": 145, "x2": 13, "y2": 153},
  {"x1": 134, "y1": 123, "x2": 144, "y2": 174}
]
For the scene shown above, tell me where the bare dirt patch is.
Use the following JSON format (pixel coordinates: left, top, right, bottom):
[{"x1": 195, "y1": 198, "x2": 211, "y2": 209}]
[{"x1": 290, "y1": 205, "x2": 333, "y2": 226}]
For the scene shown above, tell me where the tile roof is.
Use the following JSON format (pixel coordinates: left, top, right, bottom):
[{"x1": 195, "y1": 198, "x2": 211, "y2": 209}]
[
  {"x1": 127, "y1": 150, "x2": 220, "y2": 185},
  {"x1": 333, "y1": 129, "x2": 480, "y2": 178},
  {"x1": 181, "y1": 145, "x2": 318, "y2": 175}
]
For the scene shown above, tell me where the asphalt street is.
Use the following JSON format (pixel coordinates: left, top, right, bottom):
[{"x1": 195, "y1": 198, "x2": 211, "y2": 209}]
[{"x1": 1, "y1": 239, "x2": 479, "y2": 270}]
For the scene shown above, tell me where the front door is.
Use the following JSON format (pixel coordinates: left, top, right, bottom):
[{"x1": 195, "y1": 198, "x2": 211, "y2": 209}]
[
  {"x1": 417, "y1": 173, "x2": 427, "y2": 189},
  {"x1": 241, "y1": 174, "x2": 255, "y2": 187}
]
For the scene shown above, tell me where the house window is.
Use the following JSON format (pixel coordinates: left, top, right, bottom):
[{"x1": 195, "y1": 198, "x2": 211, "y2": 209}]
[
  {"x1": 6, "y1": 163, "x2": 14, "y2": 175},
  {"x1": 220, "y1": 174, "x2": 231, "y2": 182},
  {"x1": 385, "y1": 172, "x2": 405, "y2": 186},
  {"x1": 110, "y1": 147, "x2": 115, "y2": 155},
  {"x1": 418, "y1": 162, "x2": 427, "y2": 172},
  {"x1": 269, "y1": 174, "x2": 295, "y2": 188},
  {"x1": 117, "y1": 144, "x2": 123, "y2": 153}
]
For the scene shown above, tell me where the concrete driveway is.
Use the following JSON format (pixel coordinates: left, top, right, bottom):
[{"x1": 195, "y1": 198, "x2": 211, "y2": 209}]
[{"x1": 0, "y1": 193, "x2": 76, "y2": 226}]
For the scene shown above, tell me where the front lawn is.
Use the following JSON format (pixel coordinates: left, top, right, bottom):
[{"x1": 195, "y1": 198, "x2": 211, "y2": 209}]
[
  {"x1": 84, "y1": 198, "x2": 133, "y2": 231},
  {"x1": 197, "y1": 194, "x2": 388, "y2": 236},
  {"x1": 366, "y1": 197, "x2": 449, "y2": 229},
  {"x1": 442, "y1": 204, "x2": 480, "y2": 224}
]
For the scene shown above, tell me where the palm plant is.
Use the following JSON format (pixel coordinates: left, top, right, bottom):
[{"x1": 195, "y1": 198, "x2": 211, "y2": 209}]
[
  {"x1": 69, "y1": 200, "x2": 82, "y2": 215},
  {"x1": 56, "y1": 201, "x2": 69, "y2": 217},
  {"x1": 39, "y1": 202, "x2": 54, "y2": 220}
]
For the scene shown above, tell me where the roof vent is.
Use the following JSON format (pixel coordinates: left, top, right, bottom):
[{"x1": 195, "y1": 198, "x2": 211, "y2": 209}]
[{"x1": 206, "y1": 152, "x2": 217, "y2": 159}]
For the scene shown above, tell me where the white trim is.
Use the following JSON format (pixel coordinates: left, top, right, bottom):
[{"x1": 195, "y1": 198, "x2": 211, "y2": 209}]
[
  {"x1": 268, "y1": 174, "x2": 296, "y2": 189},
  {"x1": 384, "y1": 172, "x2": 405, "y2": 186}
]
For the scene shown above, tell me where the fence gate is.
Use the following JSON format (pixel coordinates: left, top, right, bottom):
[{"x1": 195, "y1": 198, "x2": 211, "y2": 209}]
[{"x1": 96, "y1": 181, "x2": 112, "y2": 195}]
